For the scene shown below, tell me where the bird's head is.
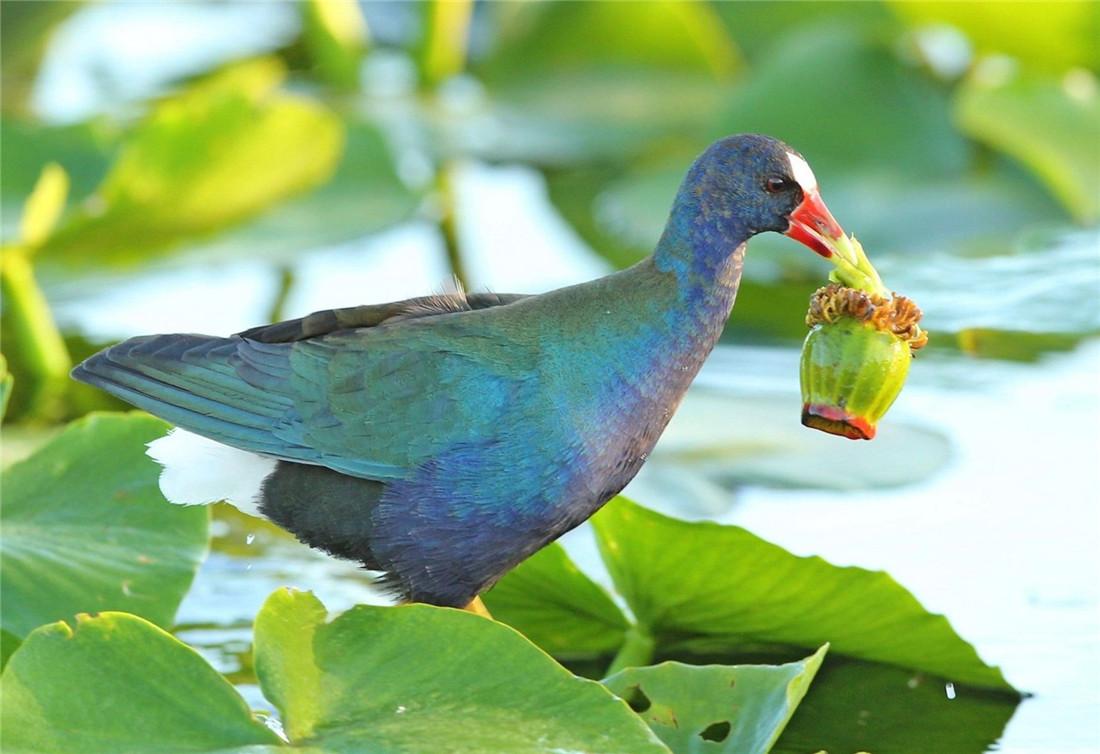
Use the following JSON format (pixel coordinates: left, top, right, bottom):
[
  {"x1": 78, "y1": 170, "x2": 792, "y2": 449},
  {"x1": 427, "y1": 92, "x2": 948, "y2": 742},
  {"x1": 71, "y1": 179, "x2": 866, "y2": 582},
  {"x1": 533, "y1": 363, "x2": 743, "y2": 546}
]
[{"x1": 694, "y1": 134, "x2": 846, "y2": 259}]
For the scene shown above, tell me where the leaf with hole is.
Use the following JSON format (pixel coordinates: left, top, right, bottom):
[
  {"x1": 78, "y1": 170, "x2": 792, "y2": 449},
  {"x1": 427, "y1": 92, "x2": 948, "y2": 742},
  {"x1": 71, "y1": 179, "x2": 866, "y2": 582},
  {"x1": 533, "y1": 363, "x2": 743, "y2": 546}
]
[
  {"x1": 591, "y1": 497, "x2": 1011, "y2": 690},
  {"x1": 603, "y1": 646, "x2": 827, "y2": 754}
]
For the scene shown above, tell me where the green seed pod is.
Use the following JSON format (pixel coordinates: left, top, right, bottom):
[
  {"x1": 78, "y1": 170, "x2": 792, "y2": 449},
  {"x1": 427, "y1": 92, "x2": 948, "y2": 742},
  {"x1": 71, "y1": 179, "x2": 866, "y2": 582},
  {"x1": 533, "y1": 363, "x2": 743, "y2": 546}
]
[{"x1": 800, "y1": 284, "x2": 927, "y2": 440}]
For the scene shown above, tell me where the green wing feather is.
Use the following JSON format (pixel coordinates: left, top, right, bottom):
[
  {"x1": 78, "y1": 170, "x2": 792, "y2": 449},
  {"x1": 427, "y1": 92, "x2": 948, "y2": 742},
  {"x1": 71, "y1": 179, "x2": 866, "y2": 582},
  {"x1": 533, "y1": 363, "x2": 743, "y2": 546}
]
[{"x1": 72, "y1": 293, "x2": 535, "y2": 481}]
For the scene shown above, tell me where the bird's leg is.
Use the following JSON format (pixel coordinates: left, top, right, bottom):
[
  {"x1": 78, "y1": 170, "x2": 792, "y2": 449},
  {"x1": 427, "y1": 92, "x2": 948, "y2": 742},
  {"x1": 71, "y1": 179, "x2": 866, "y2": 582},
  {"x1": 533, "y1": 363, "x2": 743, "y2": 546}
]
[{"x1": 463, "y1": 596, "x2": 493, "y2": 619}]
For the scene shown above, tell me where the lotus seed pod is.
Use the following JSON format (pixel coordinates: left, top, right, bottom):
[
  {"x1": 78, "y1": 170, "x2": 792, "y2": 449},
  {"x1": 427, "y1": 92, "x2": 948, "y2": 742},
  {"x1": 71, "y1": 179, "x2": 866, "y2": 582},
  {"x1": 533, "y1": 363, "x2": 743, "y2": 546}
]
[{"x1": 800, "y1": 284, "x2": 927, "y2": 440}]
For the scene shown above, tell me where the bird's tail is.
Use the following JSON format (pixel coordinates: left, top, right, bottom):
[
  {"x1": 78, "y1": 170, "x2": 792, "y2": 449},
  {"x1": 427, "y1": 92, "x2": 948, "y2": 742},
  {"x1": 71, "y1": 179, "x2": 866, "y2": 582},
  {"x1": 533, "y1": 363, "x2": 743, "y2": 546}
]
[{"x1": 71, "y1": 333, "x2": 292, "y2": 457}]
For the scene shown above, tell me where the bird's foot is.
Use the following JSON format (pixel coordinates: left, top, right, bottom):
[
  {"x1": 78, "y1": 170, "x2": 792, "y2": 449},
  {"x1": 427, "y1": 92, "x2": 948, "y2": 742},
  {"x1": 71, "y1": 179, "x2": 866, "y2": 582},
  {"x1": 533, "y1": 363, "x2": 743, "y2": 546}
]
[{"x1": 463, "y1": 596, "x2": 493, "y2": 619}]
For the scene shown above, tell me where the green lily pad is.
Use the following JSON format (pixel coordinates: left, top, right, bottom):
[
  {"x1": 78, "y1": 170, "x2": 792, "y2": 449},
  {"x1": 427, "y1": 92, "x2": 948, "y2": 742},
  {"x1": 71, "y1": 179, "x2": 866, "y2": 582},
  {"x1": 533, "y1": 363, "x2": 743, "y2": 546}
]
[
  {"x1": 603, "y1": 646, "x2": 827, "y2": 754},
  {"x1": 253, "y1": 588, "x2": 669, "y2": 753},
  {"x1": 251, "y1": 587, "x2": 326, "y2": 741},
  {"x1": 955, "y1": 65, "x2": 1100, "y2": 223},
  {"x1": 591, "y1": 498, "x2": 1011, "y2": 691},
  {"x1": 0, "y1": 412, "x2": 208, "y2": 640},
  {"x1": 772, "y1": 656, "x2": 1018, "y2": 754},
  {"x1": 0, "y1": 612, "x2": 283, "y2": 754},
  {"x1": 39, "y1": 57, "x2": 344, "y2": 267},
  {"x1": 483, "y1": 542, "x2": 629, "y2": 658},
  {"x1": 636, "y1": 385, "x2": 952, "y2": 496}
]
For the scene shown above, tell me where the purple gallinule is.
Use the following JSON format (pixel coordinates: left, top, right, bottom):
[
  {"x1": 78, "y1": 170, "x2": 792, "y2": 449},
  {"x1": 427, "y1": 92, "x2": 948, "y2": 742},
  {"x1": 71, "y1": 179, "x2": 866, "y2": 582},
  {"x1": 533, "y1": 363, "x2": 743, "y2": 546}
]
[{"x1": 72, "y1": 134, "x2": 848, "y2": 610}]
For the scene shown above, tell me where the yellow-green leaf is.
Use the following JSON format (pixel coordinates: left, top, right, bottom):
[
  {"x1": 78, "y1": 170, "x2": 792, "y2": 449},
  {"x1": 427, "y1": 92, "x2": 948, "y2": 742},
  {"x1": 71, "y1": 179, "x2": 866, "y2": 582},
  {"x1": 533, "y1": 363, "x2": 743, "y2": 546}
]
[
  {"x1": 303, "y1": 0, "x2": 368, "y2": 89},
  {"x1": 40, "y1": 57, "x2": 345, "y2": 266},
  {"x1": 19, "y1": 162, "x2": 68, "y2": 249}
]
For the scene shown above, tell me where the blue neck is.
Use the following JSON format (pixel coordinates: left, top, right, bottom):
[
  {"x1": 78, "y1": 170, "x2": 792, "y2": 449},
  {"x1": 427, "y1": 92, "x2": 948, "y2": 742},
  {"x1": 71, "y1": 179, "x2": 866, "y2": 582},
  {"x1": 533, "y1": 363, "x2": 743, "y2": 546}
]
[{"x1": 653, "y1": 179, "x2": 751, "y2": 333}]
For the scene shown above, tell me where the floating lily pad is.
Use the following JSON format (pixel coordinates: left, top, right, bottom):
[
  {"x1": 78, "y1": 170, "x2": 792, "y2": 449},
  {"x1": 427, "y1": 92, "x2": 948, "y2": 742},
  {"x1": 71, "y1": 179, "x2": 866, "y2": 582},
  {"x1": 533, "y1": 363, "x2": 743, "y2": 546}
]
[
  {"x1": 0, "y1": 413, "x2": 208, "y2": 641},
  {"x1": 591, "y1": 498, "x2": 1011, "y2": 691},
  {"x1": 0, "y1": 612, "x2": 283, "y2": 754},
  {"x1": 253, "y1": 588, "x2": 669, "y2": 753},
  {"x1": 633, "y1": 383, "x2": 952, "y2": 498},
  {"x1": 772, "y1": 656, "x2": 1018, "y2": 754},
  {"x1": 604, "y1": 647, "x2": 827, "y2": 754}
]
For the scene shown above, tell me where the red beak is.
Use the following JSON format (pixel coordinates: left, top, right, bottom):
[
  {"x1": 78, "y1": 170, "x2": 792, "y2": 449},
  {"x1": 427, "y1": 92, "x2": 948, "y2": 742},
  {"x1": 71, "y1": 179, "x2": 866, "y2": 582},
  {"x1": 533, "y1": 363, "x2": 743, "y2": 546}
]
[{"x1": 785, "y1": 189, "x2": 845, "y2": 259}]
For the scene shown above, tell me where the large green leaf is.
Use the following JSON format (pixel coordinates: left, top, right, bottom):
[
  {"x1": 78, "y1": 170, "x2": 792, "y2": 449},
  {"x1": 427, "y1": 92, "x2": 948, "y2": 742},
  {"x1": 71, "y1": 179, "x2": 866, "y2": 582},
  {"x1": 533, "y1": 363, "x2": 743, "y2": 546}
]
[
  {"x1": 713, "y1": 25, "x2": 968, "y2": 179},
  {"x1": 591, "y1": 498, "x2": 1011, "y2": 691},
  {"x1": 172, "y1": 121, "x2": 417, "y2": 269},
  {"x1": 253, "y1": 589, "x2": 669, "y2": 753},
  {"x1": 0, "y1": 412, "x2": 208, "y2": 640},
  {"x1": 603, "y1": 647, "x2": 827, "y2": 754},
  {"x1": 483, "y1": 542, "x2": 629, "y2": 658},
  {"x1": 773, "y1": 656, "x2": 1017, "y2": 754},
  {"x1": 0, "y1": 612, "x2": 283, "y2": 754},
  {"x1": 891, "y1": 0, "x2": 1100, "y2": 72},
  {"x1": 472, "y1": 1, "x2": 740, "y2": 164},
  {"x1": 955, "y1": 66, "x2": 1100, "y2": 223},
  {"x1": 39, "y1": 57, "x2": 344, "y2": 267}
]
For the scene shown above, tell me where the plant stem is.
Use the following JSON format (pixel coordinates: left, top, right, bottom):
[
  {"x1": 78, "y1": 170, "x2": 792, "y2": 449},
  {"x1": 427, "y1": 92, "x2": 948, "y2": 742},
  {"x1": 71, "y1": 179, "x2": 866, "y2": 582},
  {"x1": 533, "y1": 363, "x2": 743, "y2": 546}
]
[
  {"x1": 266, "y1": 265, "x2": 296, "y2": 324},
  {"x1": 418, "y1": 0, "x2": 473, "y2": 89},
  {"x1": 605, "y1": 626, "x2": 655, "y2": 677},
  {"x1": 436, "y1": 162, "x2": 469, "y2": 289},
  {"x1": 0, "y1": 247, "x2": 71, "y2": 420}
]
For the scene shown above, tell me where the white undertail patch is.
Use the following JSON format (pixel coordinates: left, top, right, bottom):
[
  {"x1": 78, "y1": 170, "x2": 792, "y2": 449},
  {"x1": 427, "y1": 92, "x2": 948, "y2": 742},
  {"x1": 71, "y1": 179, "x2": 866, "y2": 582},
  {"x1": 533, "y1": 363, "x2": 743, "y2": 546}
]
[
  {"x1": 146, "y1": 428, "x2": 277, "y2": 518},
  {"x1": 786, "y1": 151, "x2": 817, "y2": 192}
]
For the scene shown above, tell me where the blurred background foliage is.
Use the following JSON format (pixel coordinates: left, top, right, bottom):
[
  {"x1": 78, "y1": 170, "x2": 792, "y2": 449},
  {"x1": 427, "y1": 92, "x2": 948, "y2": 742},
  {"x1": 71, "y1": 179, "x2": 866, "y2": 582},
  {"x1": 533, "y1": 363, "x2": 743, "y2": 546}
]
[{"x1": 1, "y1": 0, "x2": 1097, "y2": 424}]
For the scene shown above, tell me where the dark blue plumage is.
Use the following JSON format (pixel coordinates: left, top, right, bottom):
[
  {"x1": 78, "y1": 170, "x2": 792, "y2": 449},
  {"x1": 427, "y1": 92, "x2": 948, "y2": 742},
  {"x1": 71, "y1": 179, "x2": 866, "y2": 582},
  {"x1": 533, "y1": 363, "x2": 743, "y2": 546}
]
[{"x1": 72, "y1": 134, "x2": 845, "y2": 607}]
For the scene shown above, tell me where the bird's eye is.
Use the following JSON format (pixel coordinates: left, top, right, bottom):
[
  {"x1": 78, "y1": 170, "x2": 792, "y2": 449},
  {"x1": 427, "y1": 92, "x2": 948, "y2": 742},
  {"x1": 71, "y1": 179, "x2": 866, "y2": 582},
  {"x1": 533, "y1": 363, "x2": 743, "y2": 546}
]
[{"x1": 765, "y1": 176, "x2": 789, "y2": 193}]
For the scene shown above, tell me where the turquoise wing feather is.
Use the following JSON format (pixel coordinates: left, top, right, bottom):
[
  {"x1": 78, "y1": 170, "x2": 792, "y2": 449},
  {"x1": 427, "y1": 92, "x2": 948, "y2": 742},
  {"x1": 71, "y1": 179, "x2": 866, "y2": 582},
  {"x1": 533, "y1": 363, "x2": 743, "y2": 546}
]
[{"x1": 72, "y1": 295, "x2": 537, "y2": 481}]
